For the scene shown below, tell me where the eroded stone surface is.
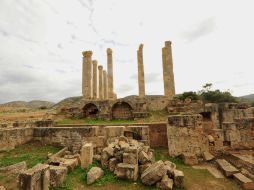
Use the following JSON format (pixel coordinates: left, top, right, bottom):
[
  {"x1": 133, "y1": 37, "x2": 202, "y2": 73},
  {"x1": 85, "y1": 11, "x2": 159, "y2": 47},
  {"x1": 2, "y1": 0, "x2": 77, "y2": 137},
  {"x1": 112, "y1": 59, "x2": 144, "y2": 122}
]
[
  {"x1": 216, "y1": 159, "x2": 239, "y2": 177},
  {"x1": 141, "y1": 160, "x2": 167, "y2": 185},
  {"x1": 87, "y1": 167, "x2": 104, "y2": 185},
  {"x1": 49, "y1": 166, "x2": 68, "y2": 187}
]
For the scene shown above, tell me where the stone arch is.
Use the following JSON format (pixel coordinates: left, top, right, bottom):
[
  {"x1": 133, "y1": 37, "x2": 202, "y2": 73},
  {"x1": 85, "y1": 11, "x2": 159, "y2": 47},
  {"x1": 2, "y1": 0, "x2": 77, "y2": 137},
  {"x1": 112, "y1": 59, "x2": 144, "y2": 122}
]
[
  {"x1": 111, "y1": 102, "x2": 133, "y2": 120},
  {"x1": 83, "y1": 103, "x2": 99, "y2": 118}
]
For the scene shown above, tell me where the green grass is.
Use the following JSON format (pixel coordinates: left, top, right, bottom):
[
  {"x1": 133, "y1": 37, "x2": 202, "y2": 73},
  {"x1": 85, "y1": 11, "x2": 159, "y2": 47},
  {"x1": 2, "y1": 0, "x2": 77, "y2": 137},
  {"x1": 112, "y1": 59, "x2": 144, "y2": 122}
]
[
  {"x1": 51, "y1": 148, "x2": 241, "y2": 190},
  {"x1": 0, "y1": 141, "x2": 61, "y2": 168},
  {"x1": 56, "y1": 110, "x2": 169, "y2": 125}
]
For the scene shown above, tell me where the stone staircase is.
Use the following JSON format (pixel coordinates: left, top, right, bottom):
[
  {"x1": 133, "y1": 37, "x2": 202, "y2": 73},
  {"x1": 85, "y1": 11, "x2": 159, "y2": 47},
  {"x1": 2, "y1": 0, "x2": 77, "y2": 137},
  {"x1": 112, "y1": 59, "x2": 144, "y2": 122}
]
[{"x1": 216, "y1": 158, "x2": 254, "y2": 190}]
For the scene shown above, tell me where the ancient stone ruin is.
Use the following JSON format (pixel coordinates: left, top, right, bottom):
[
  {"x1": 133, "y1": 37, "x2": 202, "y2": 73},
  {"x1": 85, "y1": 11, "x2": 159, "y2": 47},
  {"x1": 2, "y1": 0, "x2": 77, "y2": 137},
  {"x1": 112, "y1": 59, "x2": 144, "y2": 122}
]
[
  {"x1": 0, "y1": 40, "x2": 254, "y2": 190},
  {"x1": 75, "y1": 41, "x2": 176, "y2": 120}
]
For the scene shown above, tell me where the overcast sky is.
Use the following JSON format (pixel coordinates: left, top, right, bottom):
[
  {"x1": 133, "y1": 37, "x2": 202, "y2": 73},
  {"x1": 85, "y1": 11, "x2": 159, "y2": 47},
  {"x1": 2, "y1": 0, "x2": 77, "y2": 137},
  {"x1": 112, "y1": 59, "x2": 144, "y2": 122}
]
[{"x1": 0, "y1": 0, "x2": 253, "y2": 103}]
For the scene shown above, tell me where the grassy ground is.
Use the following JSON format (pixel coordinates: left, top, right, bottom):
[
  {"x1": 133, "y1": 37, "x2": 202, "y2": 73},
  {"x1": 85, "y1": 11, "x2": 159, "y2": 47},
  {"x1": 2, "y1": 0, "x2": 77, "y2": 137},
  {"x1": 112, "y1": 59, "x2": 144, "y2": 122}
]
[
  {"x1": 0, "y1": 141, "x2": 61, "y2": 190},
  {"x1": 51, "y1": 148, "x2": 241, "y2": 190},
  {"x1": 0, "y1": 141, "x2": 61, "y2": 168}
]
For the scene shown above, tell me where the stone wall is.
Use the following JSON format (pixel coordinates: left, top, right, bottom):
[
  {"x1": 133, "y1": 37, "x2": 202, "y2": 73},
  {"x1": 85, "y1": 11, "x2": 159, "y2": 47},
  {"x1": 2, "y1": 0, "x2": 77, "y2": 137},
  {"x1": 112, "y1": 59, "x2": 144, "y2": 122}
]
[
  {"x1": 0, "y1": 127, "x2": 34, "y2": 151},
  {"x1": 33, "y1": 123, "x2": 167, "y2": 153},
  {"x1": 167, "y1": 114, "x2": 209, "y2": 156}
]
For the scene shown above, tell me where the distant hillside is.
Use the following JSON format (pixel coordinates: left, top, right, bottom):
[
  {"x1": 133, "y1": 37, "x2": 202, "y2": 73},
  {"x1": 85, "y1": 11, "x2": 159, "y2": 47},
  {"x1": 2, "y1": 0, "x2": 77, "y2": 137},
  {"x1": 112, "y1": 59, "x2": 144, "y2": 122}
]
[
  {"x1": 0, "y1": 100, "x2": 55, "y2": 109},
  {"x1": 239, "y1": 94, "x2": 254, "y2": 102},
  {"x1": 52, "y1": 96, "x2": 82, "y2": 109}
]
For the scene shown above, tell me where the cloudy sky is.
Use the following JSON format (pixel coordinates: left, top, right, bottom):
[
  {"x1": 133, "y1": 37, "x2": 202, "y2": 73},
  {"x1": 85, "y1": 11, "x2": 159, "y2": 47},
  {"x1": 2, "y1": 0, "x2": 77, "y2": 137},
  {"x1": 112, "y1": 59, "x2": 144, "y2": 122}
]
[{"x1": 0, "y1": 0, "x2": 253, "y2": 103}]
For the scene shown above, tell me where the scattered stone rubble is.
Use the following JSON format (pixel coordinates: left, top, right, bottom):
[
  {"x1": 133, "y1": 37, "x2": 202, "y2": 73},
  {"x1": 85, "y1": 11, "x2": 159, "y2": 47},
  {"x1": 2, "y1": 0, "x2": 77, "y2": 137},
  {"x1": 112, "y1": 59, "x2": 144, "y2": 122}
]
[
  {"x1": 18, "y1": 147, "x2": 79, "y2": 190},
  {"x1": 216, "y1": 159, "x2": 254, "y2": 190},
  {"x1": 93, "y1": 136, "x2": 184, "y2": 189}
]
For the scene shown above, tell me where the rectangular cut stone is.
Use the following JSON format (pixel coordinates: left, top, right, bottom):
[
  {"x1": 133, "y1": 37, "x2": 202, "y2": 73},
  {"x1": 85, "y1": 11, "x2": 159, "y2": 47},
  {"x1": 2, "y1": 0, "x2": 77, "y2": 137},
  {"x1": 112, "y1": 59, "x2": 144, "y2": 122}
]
[
  {"x1": 19, "y1": 164, "x2": 49, "y2": 190},
  {"x1": 60, "y1": 158, "x2": 78, "y2": 172},
  {"x1": 104, "y1": 126, "x2": 125, "y2": 138},
  {"x1": 216, "y1": 159, "x2": 239, "y2": 177},
  {"x1": 233, "y1": 173, "x2": 254, "y2": 190},
  {"x1": 114, "y1": 163, "x2": 138, "y2": 181},
  {"x1": 49, "y1": 166, "x2": 68, "y2": 187},
  {"x1": 123, "y1": 147, "x2": 138, "y2": 165},
  {"x1": 81, "y1": 143, "x2": 93, "y2": 169}
]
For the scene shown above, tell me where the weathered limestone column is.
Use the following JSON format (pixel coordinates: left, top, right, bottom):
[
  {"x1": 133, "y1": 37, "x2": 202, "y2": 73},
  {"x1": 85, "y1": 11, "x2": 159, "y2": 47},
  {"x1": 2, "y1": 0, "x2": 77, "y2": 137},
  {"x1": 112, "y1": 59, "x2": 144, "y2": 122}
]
[
  {"x1": 162, "y1": 41, "x2": 175, "y2": 99},
  {"x1": 82, "y1": 51, "x2": 93, "y2": 99},
  {"x1": 92, "y1": 60, "x2": 98, "y2": 100},
  {"x1": 98, "y1": 65, "x2": 104, "y2": 100},
  {"x1": 81, "y1": 143, "x2": 93, "y2": 169},
  {"x1": 107, "y1": 48, "x2": 115, "y2": 99},
  {"x1": 137, "y1": 44, "x2": 145, "y2": 98},
  {"x1": 103, "y1": 70, "x2": 108, "y2": 100}
]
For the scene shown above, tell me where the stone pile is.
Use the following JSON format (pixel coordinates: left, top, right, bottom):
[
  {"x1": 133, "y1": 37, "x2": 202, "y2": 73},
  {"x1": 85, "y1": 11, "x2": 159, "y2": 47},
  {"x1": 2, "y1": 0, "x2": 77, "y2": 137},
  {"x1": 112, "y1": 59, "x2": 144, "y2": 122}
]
[
  {"x1": 19, "y1": 148, "x2": 79, "y2": 190},
  {"x1": 95, "y1": 136, "x2": 184, "y2": 189}
]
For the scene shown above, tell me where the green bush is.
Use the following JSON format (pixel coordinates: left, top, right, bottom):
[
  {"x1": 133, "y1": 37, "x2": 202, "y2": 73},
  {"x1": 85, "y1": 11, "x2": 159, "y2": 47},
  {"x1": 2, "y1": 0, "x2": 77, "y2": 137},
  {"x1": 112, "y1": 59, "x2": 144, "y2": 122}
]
[
  {"x1": 177, "y1": 91, "x2": 200, "y2": 101},
  {"x1": 200, "y1": 90, "x2": 237, "y2": 103}
]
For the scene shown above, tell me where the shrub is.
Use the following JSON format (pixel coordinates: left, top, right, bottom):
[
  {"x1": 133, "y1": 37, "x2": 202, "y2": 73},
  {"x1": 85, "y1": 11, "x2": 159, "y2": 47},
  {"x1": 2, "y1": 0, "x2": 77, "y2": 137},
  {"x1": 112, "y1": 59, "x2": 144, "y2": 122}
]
[{"x1": 177, "y1": 91, "x2": 200, "y2": 101}]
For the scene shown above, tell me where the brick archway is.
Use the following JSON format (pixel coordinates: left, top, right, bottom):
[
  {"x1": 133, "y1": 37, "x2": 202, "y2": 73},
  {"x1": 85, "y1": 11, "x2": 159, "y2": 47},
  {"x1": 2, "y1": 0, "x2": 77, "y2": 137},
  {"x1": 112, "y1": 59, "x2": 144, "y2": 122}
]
[
  {"x1": 112, "y1": 102, "x2": 133, "y2": 120},
  {"x1": 83, "y1": 103, "x2": 99, "y2": 118}
]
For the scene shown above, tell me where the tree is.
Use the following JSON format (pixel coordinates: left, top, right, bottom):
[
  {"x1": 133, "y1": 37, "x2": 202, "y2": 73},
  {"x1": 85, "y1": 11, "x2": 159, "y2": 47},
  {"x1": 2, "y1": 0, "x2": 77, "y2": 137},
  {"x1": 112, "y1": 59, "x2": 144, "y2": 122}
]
[
  {"x1": 177, "y1": 91, "x2": 200, "y2": 101},
  {"x1": 199, "y1": 84, "x2": 237, "y2": 103}
]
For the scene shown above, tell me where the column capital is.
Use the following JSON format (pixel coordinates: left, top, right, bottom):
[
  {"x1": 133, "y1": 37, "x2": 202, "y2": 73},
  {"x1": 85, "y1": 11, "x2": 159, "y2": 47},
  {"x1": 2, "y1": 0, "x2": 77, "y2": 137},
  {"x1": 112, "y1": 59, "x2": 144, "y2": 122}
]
[
  {"x1": 138, "y1": 44, "x2": 144, "y2": 51},
  {"x1": 82, "y1": 51, "x2": 93, "y2": 58},
  {"x1": 165, "y1": 41, "x2": 172, "y2": 47},
  {"x1": 98, "y1": 65, "x2": 103, "y2": 70},
  {"x1": 107, "y1": 48, "x2": 112, "y2": 54},
  {"x1": 92, "y1": 60, "x2": 97, "y2": 65}
]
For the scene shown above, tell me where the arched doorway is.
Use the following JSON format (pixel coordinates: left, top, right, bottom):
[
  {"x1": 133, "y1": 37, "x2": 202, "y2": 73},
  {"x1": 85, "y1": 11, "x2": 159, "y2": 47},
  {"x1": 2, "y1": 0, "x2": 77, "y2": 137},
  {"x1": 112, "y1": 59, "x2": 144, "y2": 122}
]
[
  {"x1": 83, "y1": 103, "x2": 99, "y2": 118},
  {"x1": 112, "y1": 102, "x2": 133, "y2": 120}
]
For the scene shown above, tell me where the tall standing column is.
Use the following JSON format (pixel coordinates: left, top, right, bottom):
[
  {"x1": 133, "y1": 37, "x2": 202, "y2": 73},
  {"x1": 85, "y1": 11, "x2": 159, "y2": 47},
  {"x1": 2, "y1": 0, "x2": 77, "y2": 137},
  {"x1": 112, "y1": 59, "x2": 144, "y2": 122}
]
[
  {"x1": 107, "y1": 48, "x2": 115, "y2": 99},
  {"x1": 103, "y1": 70, "x2": 108, "y2": 100},
  {"x1": 82, "y1": 51, "x2": 92, "y2": 99},
  {"x1": 92, "y1": 60, "x2": 98, "y2": 100},
  {"x1": 162, "y1": 41, "x2": 175, "y2": 99},
  {"x1": 137, "y1": 44, "x2": 145, "y2": 98},
  {"x1": 98, "y1": 65, "x2": 103, "y2": 100}
]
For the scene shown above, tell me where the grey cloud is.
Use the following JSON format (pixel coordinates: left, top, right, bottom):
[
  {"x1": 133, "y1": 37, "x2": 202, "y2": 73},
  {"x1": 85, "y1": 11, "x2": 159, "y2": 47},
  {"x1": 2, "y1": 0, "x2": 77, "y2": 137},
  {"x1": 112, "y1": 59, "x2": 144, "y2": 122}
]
[
  {"x1": 77, "y1": 0, "x2": 98, "y2": 34},
  {"x1": 100, "y1": 39, "x2": 129, "y2": 47},
  {"x1": 233, "y1": 83, "x2": 253, "y2": 88},
  {"x1": 116, "y1": 59, "x2": 134, "y2": 63},
  {"x1": 41, "y1": 0, "x2": 59, "y2": 15},
  {"x1": 57, "y1": 43, "x2": 63, "y2": 49},
  {"x1": 130, "y1": 73, "x2": 160, "y2": 83},
  {"x1": 0, "y1": 65, "x2": 81, "y2": 103},
  {"x1": 117, "y1": 84, "x2": 133, "y2": 94},
  {"x1": 146, "y1": 73, "x2": 161, "y2": 83},
  {"x1": 182, "y1": 17, "x2": 216, "y2": 42}
]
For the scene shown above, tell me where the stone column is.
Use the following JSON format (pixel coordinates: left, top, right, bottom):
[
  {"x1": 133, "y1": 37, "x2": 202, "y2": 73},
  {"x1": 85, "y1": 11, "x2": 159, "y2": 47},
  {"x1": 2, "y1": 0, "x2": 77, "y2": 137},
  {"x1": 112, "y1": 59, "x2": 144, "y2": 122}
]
[
  {"x1": 98, "y1": 65, "x2": 103, "y2": 100},
  {"x1": 82, "y1": 51, "x2": 92, "y2": 99},
  {"x1": 107, "y1": 48, "x2": 115, "y2": 99},
  {"x1": 103, "y1": 70, "x2": 108, "y2": 100},
  {"x1": 162, "y1": 41, "x2": 175, "y2": 99},
  {"x1": 137, "y1": 44, "x2": 145, "y2": 98},
  {"x1": 92, "y1": 60, "x2": 98, "y2": 100},
  {"x1": 81, "y1": 143, "x2": 93, "y2": 169}
]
